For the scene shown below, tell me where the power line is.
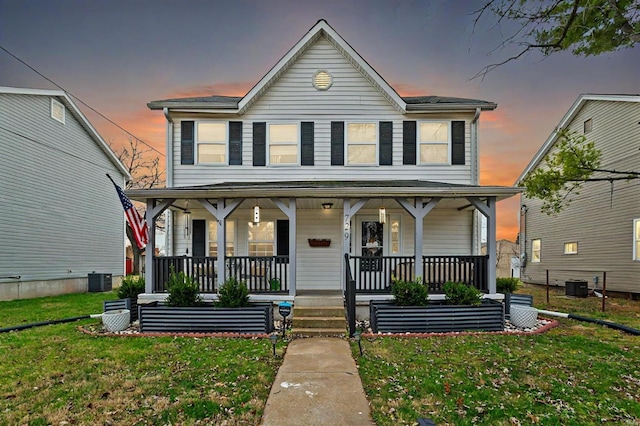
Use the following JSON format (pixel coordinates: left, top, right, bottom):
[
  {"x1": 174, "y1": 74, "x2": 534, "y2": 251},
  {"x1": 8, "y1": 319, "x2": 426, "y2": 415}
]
[{"x1": 0, "y1": 44, "x2": 165, "y2": 157}]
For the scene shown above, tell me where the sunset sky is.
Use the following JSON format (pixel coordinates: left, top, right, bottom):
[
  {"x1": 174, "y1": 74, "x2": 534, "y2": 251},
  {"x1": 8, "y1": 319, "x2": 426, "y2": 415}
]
[{"x1": 1, "y1": 0, "x2": 638, "y2": 241}]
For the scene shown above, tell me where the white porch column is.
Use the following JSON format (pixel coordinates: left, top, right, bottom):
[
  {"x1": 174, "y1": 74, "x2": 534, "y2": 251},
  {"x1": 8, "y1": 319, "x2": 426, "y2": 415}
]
[
  {"x1": 200, "y1": 199, "x2": 241, "y2": 288},
  {"x1": 396, "y1": 197, "x2": 440, "y2": 279},
  {"x1": 468, "y1": 196, "x2": 497, "y2": 294},
  {"x1": 342, "y1": 198, "x2": 367, "y2": 290},
  {"x1": 273, "y1": 198, "x2": 296, "y2": 296},
  {"x1": 144, "y1": 198, "x2": 175, "y2": 294}
]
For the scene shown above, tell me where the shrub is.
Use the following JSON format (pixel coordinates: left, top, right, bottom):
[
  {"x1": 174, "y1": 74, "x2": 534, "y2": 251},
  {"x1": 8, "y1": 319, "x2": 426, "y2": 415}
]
[
  {"x1": 216, "y1": 277, "x2": 250, "y2": 308},
  {"x1": 444, "y1": 282, "x2": 483, "y2": 306},
  {"x1": 165, "y1": 268, "x2": 203, "y2": 307},
  {"x1": 496, "y1": 277, "x2": 522, "y2": 294},
  {"x1": 117, "y1": 275, "x2": 145, "y2": 299},
  {"x1": 391, "y1": 277, "x2": 429, "y2": 306}
]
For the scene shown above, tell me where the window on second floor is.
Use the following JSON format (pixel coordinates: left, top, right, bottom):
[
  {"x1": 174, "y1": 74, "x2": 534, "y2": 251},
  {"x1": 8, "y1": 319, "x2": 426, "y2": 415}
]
[
  {"x1": 197, "y1": 122, "x2": 226, "y2": 164},
  {"x1": 584, "y1": 118, "x2": 593, "y2": 134},
  {"x1": 419, "y1": 121, "x2": 449, "y2": 164},
  {"x1": 564, "y1": 242, "x2": 578, "y2": 255},
  {"x1": 531, "y1": 239, "x2": 541, "y2": 263},
  {"x1": 269, "y1": 123, "x2": 298, "y2": 165},
  {"x1": 347, "y1": 122, "x2": 377, "y2": 165}
]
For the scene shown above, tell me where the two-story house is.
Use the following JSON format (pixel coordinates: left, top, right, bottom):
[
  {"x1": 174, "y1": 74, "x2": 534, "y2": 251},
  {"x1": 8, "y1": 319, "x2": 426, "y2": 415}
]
[
  {"x1": 517, "y1": 94, "x2": 640, "y2": 296},
  {"x1": 129, "y1": 20, "x2": 519, "y2": 307}
]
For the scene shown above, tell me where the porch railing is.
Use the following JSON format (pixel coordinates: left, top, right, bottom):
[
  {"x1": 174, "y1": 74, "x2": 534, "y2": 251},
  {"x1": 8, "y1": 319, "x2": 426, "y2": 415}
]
[
  {"x1": 152, "y1": 256, "x2": 289, "y2": 294},
  {"x1": 348, "y1": 255, "x2": 489, "y2": 293}
]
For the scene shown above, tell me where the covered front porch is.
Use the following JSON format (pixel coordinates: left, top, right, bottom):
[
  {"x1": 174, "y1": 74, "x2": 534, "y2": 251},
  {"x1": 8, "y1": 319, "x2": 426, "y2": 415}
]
[{"x1": 127, "y1": 180, "x2": 520, "y2": 300}]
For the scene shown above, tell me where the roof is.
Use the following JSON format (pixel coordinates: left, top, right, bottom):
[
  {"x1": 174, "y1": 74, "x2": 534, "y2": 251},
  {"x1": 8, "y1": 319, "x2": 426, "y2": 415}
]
[
  {"x1": 516, "y1": 93, "x2": 640, "y2": 185},
  {"x1": 127, "y1": 179, "x2": 521, "y2": 201},
  {"x1": 0, "y1": 86, "x2": 131, "y2": 180},
  {"x1": 148, "y1": 20, "x2": 496, "y2": 114}
]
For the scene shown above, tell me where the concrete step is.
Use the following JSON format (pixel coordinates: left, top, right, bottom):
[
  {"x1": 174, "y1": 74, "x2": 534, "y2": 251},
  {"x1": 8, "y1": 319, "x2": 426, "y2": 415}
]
[
  {"x1": 293, "y1": 306, "x2": 345, "y2": 317},
  {"x1": 294, "y1": 296, "x2": 343, "y2": 307},
  {"x1": 293, "y1": 316, "x2": 346, "y2": 329},
  {"x1": 291, "y1": 327, "x2": 346, "y2": 337}
]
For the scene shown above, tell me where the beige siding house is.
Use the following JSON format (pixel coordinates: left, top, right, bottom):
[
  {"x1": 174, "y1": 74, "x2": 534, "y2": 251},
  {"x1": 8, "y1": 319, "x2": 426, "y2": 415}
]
[
  {"x1": 129, "y1": 20, "x2": 520, "y2": 304},
  {"x1": 516, "y1": 94, "x2": 640, "y2": 295}
]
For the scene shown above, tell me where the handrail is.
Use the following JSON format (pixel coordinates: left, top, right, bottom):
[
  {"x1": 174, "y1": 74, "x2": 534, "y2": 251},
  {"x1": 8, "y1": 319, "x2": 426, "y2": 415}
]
[{"x1": 345, "y1": 253, "x2": 356, "y2": 337}]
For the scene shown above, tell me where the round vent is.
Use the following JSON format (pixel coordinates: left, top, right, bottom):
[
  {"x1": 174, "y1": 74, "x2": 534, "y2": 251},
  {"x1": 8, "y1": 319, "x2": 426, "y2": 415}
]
[{"x1": 313, "y1": 70, "x2": 333, "y2": 90}]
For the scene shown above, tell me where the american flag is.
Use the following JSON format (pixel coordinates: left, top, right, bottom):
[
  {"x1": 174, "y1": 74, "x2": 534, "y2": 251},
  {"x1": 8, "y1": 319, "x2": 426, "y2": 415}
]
[{"x1": 109, "y1": 177, "x2": 148, "y2": 249}]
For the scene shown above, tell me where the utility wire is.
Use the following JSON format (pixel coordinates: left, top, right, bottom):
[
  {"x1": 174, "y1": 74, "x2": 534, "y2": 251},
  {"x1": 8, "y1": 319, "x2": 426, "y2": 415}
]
[{"x1": 0, "y1": 44, "x2": 165, "y2": 157}]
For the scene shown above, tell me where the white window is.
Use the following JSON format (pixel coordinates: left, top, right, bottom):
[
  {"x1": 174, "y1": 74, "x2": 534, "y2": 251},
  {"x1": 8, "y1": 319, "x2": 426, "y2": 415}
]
[
  {"x1": 584, "y1": 118, "x2": 593, "y2": 134},
  {"x1": 564, "y1": 242, "x2": 578, "y2": 255},
  {"x1": 208, "y1": 220, "x2": 235, "y2": 257},
  {"x1": 531, "y1": 239, "x2": 541, "y2": 263},
  {"x1": 347, "y1": 122, "x2": 377, "y2": 165},
  {"x1": 248, "y1": 221, "x2": 274, "y2": 256},
  {"x1": 634, "y1": 219, "x2": 640, "y2": 261},
  {"x1": 269, "y1": 123, "x2": 298, "y2": 165},
  {"x1": 51, "y1": 98, "x2": 65, "y2": 124},
  {"x1": 419, "y1": 121, "x2": 449, "y2": 164},
  {"x1": 197, "y1": 122, "x2": 226, "y2": 164}
]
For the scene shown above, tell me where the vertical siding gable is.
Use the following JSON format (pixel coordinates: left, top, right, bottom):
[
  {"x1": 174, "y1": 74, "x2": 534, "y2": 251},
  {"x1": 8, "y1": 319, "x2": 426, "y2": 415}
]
[
  {"x1": 253, "y1": 122, "x2": 266, "y2": 166},
  {"x1": 379, "y1": 121, "x2": 393, "y2": 165},
  {"x1": 403, "y1": 121, "x2": 417, "y2": 165},
  {"x1": 180, "y1": 121, "x2": 195, "y2": 165},
  {"x1": 229, "y1": 121, "x2": 243, "y2": 165},
  {"x1": 330, "y1": 121, "x2": 344, "y2": 165},
  {"x1": 451, "y1": 120, "x2": 465, "y2": 165},
  {"x1": 301, "y1": 122, "x2": 314, "y2": 166}
]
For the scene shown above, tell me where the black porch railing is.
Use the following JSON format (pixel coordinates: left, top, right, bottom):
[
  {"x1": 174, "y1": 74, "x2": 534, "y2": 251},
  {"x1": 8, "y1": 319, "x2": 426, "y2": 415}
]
[
  {"x1": 152, "y1": 256, "x2": 289, "y2": 294},
  {"x1": 347, "y1": 254, "x2": 489, "y2": 293}
]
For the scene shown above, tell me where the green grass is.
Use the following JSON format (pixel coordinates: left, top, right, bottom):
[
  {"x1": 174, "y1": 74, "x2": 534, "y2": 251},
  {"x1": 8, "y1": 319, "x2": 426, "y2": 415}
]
[
  {"x1": 0, "y1": 292, "x2": 284, "y2": 425},
  {"x1": 354, "y1": 284, "x2": 640, "y2": 425}
]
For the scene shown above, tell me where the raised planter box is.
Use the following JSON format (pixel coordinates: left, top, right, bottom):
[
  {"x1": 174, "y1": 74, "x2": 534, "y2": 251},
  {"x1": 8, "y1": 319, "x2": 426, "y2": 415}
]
[
  {"x1": 138, "y1": 302, "x2": 273, "y2": 334},
  {"x1": 104, "y1": 298, "x2": 139, "y2": 321},
  {"x1": 370, "y1": 299, "x2": 504, "y2": 333}
]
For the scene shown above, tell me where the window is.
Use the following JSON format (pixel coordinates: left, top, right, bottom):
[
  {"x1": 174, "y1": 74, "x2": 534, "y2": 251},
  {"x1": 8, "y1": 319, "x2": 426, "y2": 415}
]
[
  {"x1": 269, "y1": 124, "x2": 298, "y2": 165},
  {"x1": 248, "y1": 221, "x2": 274, "y2": 256},
  {"x1": 347, "y1": 122, "x2": 377, "y2": 165},
  {"x1": 584, "y1": 118, "x2": 593, "y2": 134},
  {"x1": 531, "y1": 239, "x2": 541, "y2": 263},
  {"x1": 51, "y1": 98, "x2": 65, "y2": 124},
  {"x1": 197, "y1": 122, "x2": 226, "y2": 164},
  {"x1": 564, "y1": 242, "x2": 578, "y2": 254},
  {"x1": 419, "y1": 121, "x2": 449, "y2": 164},
  {"x1": 634, "y1": 219, "x2": 640, "y2": 261},
  {"x1": 208, "y1": 220, "x2": 235, "y2": 257}
]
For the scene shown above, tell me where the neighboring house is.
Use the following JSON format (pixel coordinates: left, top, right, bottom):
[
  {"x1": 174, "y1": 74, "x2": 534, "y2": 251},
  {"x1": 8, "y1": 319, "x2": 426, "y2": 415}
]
[
  {"x1": 0, "y1": 87, "x2": 130, "y2": 300},
  {"x1": 516, "y1": 94, "x2": 640, "y2": 296},
  {"x1": 129, "y1": 20, "x2": 520, "y2": 303},
  {"x1": 482, "y1": 239, "x2": 519, "y2": 278}
]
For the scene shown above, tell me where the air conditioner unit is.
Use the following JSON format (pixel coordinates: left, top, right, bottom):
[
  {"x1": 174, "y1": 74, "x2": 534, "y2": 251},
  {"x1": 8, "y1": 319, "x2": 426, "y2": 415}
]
[{"x1": 88, "y1": 273, "x2": 112, "y2": 292}]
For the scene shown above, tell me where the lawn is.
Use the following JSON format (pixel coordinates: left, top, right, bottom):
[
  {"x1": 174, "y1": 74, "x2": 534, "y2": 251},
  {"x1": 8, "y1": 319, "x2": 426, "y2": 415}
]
[
  {"x1": 0, "y1": 291, "x2": 284, "y2": 425},
  {"x1": 354, "y1": 284, "x2": 640, "y2": 425}
]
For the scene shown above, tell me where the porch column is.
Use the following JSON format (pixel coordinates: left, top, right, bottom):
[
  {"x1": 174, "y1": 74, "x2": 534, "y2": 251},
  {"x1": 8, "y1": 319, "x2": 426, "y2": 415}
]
[
  {"x1": 200, "y1": 199, "x2": 242, "y2": 288},
  {"x1": 144, "y1": 198, "x2": 175, "y2": 294},
  {"x1": 396, "y1": 197, "x2": 440, "y2": 280},
  {"x1": 342, "y1": 198, "x2": 367, "y2": 290},
  {"x1": 468, "y1": 197, "x2": 497, "y2": 294},
  {"x1": 273, "y1": 198, "x2": 296, "y2": 296}
]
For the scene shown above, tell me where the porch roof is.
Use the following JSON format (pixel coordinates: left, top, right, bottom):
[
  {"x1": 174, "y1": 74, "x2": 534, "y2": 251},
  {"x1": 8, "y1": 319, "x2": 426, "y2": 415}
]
[{"x1": 127, "y1": 180, "x2": 521, "y2": 201}]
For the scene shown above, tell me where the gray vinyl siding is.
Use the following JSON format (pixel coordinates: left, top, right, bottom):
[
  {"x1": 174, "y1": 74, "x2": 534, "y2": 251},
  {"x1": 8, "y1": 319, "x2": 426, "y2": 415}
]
[
  {"x1": 0, "y1": 93, "x2": 126, "y2": 287},
  {"x1": 522, "y1": 100, "x2": 640, "y2": 293},
  {"x1": 170, "y1": 37, "x2": 475, "y2": 187}
]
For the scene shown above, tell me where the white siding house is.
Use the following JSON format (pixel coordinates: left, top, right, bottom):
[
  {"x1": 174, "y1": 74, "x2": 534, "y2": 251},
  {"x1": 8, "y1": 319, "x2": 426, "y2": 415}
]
[
  {"x1": 130, "y1": 20, "x2": 520, "y2": 301},
  {"x1": 516, "y1": 94, "x2": 640, "y2": 295},
  {"x1": 0, "y1": 87, "x2": 130, "y2": 300}
]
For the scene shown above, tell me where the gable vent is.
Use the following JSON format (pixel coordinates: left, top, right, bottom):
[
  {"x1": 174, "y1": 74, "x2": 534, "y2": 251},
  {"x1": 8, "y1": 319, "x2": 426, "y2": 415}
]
[
  {"x1": 313, "y1": 70, "x2": 333, "y2": 90},
  {"x1": 51, "y1": 98, "x2": 65, "y2": 124}
]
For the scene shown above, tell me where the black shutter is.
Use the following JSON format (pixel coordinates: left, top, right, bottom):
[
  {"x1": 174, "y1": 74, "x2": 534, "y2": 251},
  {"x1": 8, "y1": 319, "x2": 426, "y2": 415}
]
[
  {"x1": 451, "y1": 120, "x2": 465, "y2": 165},
  {"x1": 276, "y1": 220, "x2": 290, "y2": 257},
  {"x1": 181, "y1": 121, "x2": 195, "y2": 165},
  {"x1": 301, "y1": 122, "x2": 314, "y2": 166},
  {"x1": 403, "y1": 121, "x2": 416, "y2": 165},
  {"x1": 192, "y1": 219, "x2": 206, "y2": 257},
  {"x1": 253, "y1": 122, "x2": 266, "y2": 166},
  {"x1": 331, "y1": 121, "x2": 344, "y2": 165},
  {"x1": 229, "y1": 121, "x2": 243, "y2": 165},
  {"x1": 379, "y1": 121, "x2": 393, "y2": 165}
]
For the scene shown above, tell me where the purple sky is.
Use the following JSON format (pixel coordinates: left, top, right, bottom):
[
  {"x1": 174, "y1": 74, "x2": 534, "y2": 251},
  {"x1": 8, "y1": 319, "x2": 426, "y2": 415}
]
[{"x1": 2, "y1": 0, "x2": 638, "y2": 239}]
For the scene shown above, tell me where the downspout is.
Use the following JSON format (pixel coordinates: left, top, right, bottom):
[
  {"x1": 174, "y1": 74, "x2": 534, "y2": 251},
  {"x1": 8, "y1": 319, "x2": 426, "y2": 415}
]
[
  {"x1": 163, "y1": 108, "x2": 174, "y2": 256},
  {"x1": 471, "y1": 108, "x2": 481, "y2": 254}
]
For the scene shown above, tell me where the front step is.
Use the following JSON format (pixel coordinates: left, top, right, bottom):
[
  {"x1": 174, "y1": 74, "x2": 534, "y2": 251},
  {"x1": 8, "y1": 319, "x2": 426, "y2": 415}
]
[{"x1": 292, "y1": 292, "x2": 345, "y2": 337}]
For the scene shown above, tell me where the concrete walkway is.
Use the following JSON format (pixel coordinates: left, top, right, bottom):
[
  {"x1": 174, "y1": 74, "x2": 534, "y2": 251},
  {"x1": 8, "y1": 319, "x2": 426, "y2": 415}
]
[{"x1": 261, "y1": 337, "x2": 374, "y2": 425}]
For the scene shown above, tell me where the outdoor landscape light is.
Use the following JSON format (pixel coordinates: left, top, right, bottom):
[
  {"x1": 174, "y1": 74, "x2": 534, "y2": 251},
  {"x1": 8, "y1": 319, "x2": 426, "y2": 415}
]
[
  {"x1": 354, "y1": 331, "x2": 363, "y2": 356},
  {"x1": 269, "y1": 334, "x2": 278, "y2": 357},
  {"x1": 253, "y1": 205, "x2": 260, "y2": 223}
]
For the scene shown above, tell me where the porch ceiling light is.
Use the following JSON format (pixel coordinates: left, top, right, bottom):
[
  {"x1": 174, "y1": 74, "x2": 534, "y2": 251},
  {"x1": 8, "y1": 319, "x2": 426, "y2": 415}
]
[
  {"x1": 253, "y1": 205, "x2": 260, "y2": 223},
  {"x1": 379, "y1": 207, "x2": 386, "y2": 224},
  {"x1": 322, "y1": 202, "x2": 333, "y2": 210}
]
